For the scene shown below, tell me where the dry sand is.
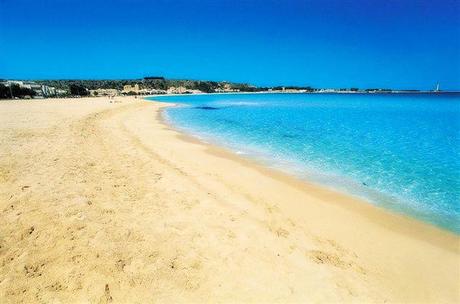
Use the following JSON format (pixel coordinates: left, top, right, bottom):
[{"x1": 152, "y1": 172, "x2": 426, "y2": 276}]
[{"x1": 0, "y1": 96, "x2": 459, "y2": 303}]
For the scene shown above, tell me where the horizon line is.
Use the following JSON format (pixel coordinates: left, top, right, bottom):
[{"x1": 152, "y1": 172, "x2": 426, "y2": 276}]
[{"x1": 2, "y1": 77, "x2": 458, "y2": 91}]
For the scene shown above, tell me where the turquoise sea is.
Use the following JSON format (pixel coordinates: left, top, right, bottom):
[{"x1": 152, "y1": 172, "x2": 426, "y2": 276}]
[{"x1": 149, "y1": 93, "x2": 460, "y2": 233}]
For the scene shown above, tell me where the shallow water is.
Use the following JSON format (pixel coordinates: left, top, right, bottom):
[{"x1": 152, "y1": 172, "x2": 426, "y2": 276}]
[{"x1": 149, "y1": 93, "x2": 460, "y2": 233}]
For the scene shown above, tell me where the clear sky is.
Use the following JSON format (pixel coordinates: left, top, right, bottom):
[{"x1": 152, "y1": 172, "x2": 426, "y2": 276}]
[{"x1": 1, "y1": 0, "x2": 459, "y2": 90}]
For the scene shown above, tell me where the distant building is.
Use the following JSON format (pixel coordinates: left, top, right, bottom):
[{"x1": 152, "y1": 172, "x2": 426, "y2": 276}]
[
  {"x1": 148, "y1": 89, "x2": 167, "y2": 95},
  {"x1": 1, "y1": 80, "x2": 58, "y2": 97},
  {"x1": 90, "y1": 88, "x2": 119, "y2": 96},
  {"x1": 122, "y1": 84, "x2": 140, "y2": 94},
  {"x1": 56, "y1": 89, "x2": 68, "y2": 96},
  {"x1": 215, "y1": 83, "x2": 240, "y2": 93},
  {"x1": 41, "y1": 85, "x2": 56, "y2": 96},
  {"x1": 165, "y1": 86, "x2": 203, "y2": 94},
  {"x1": 167, "y1": 86, "x2": 188, "y2": 94},
  {"x1": 316, "y1": 89, "x2": 335, "y2": 93}
]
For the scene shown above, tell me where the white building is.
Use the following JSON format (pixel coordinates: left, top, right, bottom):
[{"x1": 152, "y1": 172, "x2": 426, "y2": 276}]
[{"x1": 1, "y1": 80, "x2": 58, "y2": 97}]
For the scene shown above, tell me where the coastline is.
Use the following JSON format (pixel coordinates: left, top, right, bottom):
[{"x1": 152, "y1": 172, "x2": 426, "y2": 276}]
[
  {"x1": 156, "y1": 99, "x2": 459, "y2": 248},
  {"x1": 1, "y1": 96, "x2": 459, "y2": 302},
  {"x1": 153, "y1": 93, "x2": 460, "y2": 234}
]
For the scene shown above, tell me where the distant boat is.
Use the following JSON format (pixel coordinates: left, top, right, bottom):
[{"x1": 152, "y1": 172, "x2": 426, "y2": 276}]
[{"x1": 434, "y1": 83, "x2": 440, "y2": 92}]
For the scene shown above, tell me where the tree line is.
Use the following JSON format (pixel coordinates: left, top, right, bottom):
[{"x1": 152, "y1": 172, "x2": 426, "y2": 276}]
[
  {"x1": 0, "y1": 84, "x2": 36, "y2": 99},
  {"x1": 34, "y1": 79, "x2": 261, "y2": 94}
]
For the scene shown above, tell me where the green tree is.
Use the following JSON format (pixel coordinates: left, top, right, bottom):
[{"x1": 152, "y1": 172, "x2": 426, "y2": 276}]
[
  {"x1": 11, "y1": 85, "x2": 36, "y2": 98},
  {"x1": 0, "y1": 84, "x2": 11, "y2": 98},
  {"x1": 70, "y1": 84, "x2": 89, "y2": 96}
]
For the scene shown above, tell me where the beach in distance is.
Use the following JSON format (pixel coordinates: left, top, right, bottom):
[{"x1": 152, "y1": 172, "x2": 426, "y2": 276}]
[{"x1": 1, "y1": 96, "x2": 458, "y2": 303}]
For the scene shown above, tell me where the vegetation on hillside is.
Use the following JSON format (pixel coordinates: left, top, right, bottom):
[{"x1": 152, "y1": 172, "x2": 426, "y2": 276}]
[
  {"x1": 34, "y1": 78, "x2": 262, "y2": 94},
  {"x1": 0, "y1": 84, "x2": 36, "y2": 99}
]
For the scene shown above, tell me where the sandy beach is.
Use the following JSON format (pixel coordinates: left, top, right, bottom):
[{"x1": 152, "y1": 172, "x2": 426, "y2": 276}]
[{"x1": 0, "y1": 96, "x2": 459, "y2": 303}]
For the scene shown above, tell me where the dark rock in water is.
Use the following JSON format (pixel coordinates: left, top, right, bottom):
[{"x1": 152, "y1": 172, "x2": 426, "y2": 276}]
[
  {"x1": 362, "y1": 182, "x2": 368, "y2": 186},
  {"x1": 195, "y1": 106, "x2": 220, "y2": 110}
]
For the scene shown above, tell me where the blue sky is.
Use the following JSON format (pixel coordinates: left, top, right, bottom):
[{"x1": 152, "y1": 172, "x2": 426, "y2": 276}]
[{"x1": 1, "y1": 0, "x2": 459, "y2": 89}]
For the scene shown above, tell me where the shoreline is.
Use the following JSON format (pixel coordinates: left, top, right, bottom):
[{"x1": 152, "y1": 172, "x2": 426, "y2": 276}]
[
  {"x1": 1, "y1": 96, "x2": 459, "y2": 302},
  {"x1": 154, "y1": 97, "x2": 459, "y2": 236},
  {"x1": 155, "y1": 100, "x2": 459, "y2": 248}
]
